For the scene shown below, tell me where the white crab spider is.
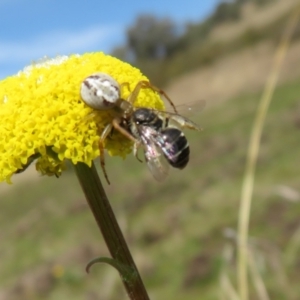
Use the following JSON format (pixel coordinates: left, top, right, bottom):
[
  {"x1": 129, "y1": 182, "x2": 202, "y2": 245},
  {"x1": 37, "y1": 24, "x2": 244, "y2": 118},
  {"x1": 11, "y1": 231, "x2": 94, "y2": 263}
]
[{"x1": 80, "y1": 72, "x2": 121, "y2": 110}]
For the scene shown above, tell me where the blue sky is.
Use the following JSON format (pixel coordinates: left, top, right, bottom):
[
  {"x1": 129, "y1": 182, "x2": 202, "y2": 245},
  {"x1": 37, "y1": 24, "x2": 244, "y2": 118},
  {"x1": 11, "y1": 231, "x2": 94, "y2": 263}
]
[{"x1": 0, "y1": 0, "x2": 222, "y2": 79}]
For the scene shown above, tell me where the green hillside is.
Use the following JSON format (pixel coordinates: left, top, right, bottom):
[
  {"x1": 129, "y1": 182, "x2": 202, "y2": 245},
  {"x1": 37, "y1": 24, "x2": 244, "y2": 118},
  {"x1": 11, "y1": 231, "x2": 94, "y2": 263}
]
[{"x1": 1, "y1": 77, "x2": 300, "y2": 299}]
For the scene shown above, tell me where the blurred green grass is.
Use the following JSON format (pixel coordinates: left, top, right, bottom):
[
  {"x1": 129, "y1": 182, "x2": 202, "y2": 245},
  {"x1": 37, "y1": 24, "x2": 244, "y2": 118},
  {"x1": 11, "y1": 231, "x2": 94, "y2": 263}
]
[{"x1": 1, "y1": 77, "x2": 300, "y2": 299}]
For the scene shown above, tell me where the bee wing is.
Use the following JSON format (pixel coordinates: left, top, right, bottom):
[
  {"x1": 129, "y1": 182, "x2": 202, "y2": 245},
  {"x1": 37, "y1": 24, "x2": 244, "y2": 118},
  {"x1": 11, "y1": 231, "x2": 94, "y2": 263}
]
[
  {"x1": 165, "y1": 99, "x2": 206, "y2": 115},
  {"x1": 150, "y1": 109, "x2": 202, "y2": 131},
  {"x1": 139, "y1": 126, "x2": 169, "y2": 181},
  {"x1": 145, "y1": 147, "x2": 170, "y2": 181}
]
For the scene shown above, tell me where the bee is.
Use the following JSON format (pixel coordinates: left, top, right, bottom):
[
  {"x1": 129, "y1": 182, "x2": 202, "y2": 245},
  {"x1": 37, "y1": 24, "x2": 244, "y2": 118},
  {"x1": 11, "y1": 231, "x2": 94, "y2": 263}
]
[
  {"x1": 122, "y1": 107, "x2": 201, "y2": 181},
  {"x1": 80, "y1": 73, "x2": 201, "y2": 184}
]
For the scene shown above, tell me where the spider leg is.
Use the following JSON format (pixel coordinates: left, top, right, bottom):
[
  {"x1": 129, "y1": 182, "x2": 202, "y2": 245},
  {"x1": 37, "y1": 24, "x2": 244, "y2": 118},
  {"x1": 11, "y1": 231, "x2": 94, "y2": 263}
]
[
  {"x1": 112, "y1": 118, "x2": 137, "y2": 143},
  {"x1": 99, "y1": 123, "x2": 113, "y2": 184},
  {"x1": 99, "y1": 117, "x2": 139, "y2": 184},
  {"x1": 120, "y1": 82, "x2": 131, "y2": 94},
  {"x1": 111, "y1": 118, "x2": 142, "y2": 162},
  {"x1": 75, "y1": 111, "x2": 98, "y2": 131},
  {"x1": 127, "y1": 81, "x2": 178, "y2": 114}
]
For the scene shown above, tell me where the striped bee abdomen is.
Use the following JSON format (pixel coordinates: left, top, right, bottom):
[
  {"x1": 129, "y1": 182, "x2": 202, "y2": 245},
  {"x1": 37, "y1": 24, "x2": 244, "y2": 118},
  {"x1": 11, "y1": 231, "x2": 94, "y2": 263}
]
[{"x1": 161, "y1": 128, "x2": 190, "y2": 169}]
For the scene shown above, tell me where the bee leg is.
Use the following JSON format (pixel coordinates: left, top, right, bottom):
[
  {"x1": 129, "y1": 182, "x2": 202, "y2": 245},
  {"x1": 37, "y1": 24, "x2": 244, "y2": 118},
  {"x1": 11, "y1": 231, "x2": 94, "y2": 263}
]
[
  {"x1": 99, "y1": 123, "x2": 113, "y2": 185},
  {"x1": 133, "y1": 142, "x2": 143, "y2": 163},
  {"x1": 128, "y1": 81, "x2": 178, "y2": 114}
]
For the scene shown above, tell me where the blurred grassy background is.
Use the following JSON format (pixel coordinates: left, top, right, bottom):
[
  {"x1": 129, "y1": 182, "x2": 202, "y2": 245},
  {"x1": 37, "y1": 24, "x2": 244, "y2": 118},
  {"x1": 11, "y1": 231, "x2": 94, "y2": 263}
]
[{"x1": 1, "y1": 0, "x2": 300, "y2": 299}]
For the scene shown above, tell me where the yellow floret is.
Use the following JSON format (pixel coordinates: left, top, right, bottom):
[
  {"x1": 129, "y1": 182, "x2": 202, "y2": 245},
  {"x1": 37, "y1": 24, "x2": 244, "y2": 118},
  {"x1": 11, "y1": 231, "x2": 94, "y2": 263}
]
[{"x1": 0, "y1": 53, "x2": 164, "y2": 182}]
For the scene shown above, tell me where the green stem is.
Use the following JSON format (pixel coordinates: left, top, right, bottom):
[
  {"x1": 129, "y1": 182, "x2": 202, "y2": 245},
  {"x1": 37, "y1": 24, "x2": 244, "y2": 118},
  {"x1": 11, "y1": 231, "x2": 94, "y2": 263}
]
[{"x1": 74, "y1": 161, "x2": 150, "y2": 300}]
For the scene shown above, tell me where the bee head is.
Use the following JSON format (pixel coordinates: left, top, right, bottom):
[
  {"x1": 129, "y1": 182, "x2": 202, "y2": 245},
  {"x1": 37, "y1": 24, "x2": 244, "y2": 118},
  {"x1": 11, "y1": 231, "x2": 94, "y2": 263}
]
[{"x1": 133, "y1": 108, "x2": 156, "y2": 125}]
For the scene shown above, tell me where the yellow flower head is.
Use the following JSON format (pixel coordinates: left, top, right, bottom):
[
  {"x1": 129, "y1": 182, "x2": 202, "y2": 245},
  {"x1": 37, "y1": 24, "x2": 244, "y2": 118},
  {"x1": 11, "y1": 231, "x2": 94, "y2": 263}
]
[{"x1": 0, "y1": 52, "x2": 164, "y2": 183}]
